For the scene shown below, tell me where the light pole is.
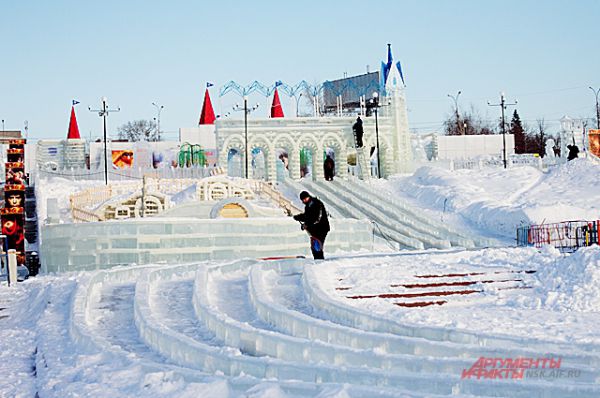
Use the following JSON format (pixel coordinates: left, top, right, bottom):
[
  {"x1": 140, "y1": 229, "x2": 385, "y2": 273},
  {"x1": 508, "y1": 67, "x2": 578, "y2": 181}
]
[
  {"x1": 152, "y1": 102, "x2": 164, "y2": 141},
  {"x1": 590, "y1": 86, "x2": 600, "y2": 130},
  {"x1": 488, "y1": 92, "x2": 517, "y2": 169},
  {"x1": 295, "y1": 93, "x2": 303, "y2": 117},
  {"x1": 371, "y1": 92, "x2": 381, "y2": 178},
  {"x1": 233, "y1": 96, "x2": 259, "y2": 178},
  {"x1": 89, "y1": 97, "x2": 120, "y2": 185},
  {"x1": 1, "y1": 119, "x2": 4, "y2": 132},
  {"x1": 447, "y1": 91, "x2": 462, "y2": 134}
]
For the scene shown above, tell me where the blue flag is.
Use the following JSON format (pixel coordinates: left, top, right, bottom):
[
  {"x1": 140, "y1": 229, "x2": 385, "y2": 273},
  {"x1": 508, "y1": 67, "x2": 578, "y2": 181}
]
[
  {"x1": 206, "y1": 82, "x2": 214, "y2": 88},
  {"x1": 72, "y1": 100, "x2": 80, "y2": 106},
  {"x1": 396, "y1": 61, "x2": 405, "y2": 85},
  {"x1": 275, "y1": 80, "x2": 283, "y2": 87}
]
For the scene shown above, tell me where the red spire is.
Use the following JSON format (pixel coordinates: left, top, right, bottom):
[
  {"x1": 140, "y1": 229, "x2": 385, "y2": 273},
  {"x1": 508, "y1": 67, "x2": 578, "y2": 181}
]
[
  {"x1": 67, "y1": 106, "x2": 81, "y2": 139},
  {"x1": 271, "y1": 88, "x2": 284, "y2": 118},
  {"x1": 199, "y1": 88, "x2": 216, "y2": 125}
]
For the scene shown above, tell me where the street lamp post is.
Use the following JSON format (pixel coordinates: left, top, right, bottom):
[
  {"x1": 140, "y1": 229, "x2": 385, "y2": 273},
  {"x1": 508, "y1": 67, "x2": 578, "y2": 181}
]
[
  {"x1": 152, "y1": 102, "x2": 164, "y2": 141},
  {"x1": 233, "y1": 97, "x2": 259, "y2": 178},
  {"x1": 371, "y1": 92, "x2": 381, "y2": 178},
  {"x1": 89, "y1": 97, "x2": 120, "y2": 185},
  {"x1": 590, "y1": 86, "x2": 600, "y2": 130},
  {"x1": 447, "y1": 91, "x2": 462, "y2": 134},
  {"x1": 488, "y1": 92, "x2": 517, "y2": 169},
  {"x1": 295, "y1": 93, "x2": 303, "y2": 117}
]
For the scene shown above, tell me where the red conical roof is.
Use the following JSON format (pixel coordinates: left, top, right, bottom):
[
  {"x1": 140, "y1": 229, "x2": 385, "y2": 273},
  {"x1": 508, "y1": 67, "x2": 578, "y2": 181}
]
[
  {"x1": 67, "y1": 106, "x2": 81, "y2": 139},
  {"x1": 199, "y1": 88, "x2": 216, "y2": 125},
  {"x1": 271, "y1": 88, "x2": 284, "y2": 118}
]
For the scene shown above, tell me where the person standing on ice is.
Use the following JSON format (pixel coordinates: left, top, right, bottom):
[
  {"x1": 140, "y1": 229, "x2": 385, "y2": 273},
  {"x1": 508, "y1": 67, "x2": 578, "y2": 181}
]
[
  {"x1": 323, "y1": 155, "x2": 335, "y2": 181},
  {"x1": 293, "y1": 191, "x2": 330, "y2": 260},
  {"x1": 353, "y1": 116, "x2": 364, "y2": 148}
]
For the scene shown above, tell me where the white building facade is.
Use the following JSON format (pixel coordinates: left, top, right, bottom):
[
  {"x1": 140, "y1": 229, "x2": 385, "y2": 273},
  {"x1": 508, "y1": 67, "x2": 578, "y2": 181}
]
[{"x1": 215, "y1": 61, "x2": 413, "y2": 182}]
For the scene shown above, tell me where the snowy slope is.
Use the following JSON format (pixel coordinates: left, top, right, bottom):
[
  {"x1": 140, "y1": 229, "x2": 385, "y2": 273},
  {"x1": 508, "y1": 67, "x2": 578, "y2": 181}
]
[
  {"x1": 384, "y1": 158, "x2": 600, "y2": 239},
  {"x1": 1, "y1": 161, "x2": 600, "y2": 396}
]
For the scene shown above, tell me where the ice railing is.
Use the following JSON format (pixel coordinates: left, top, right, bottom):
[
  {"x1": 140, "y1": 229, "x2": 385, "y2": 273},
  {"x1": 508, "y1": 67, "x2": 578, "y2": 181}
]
[{"x1": 69, "y1": 177, "x2": 260, "y2": 222}]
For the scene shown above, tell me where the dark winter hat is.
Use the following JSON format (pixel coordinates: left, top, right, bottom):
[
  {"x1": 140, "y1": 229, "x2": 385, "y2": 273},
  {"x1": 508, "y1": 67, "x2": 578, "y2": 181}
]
[{"x1": 299, "y1": 191, "x2": 311, "y2": 200}]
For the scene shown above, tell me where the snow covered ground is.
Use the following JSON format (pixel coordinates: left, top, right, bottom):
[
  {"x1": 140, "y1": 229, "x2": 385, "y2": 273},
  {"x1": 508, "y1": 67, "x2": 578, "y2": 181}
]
[
  {"x1": 383, "y1": 158, "x2": 600, "y2": 240},
  {"x1": 1, "y1": 159, "x2": 600, "y2": 397}
]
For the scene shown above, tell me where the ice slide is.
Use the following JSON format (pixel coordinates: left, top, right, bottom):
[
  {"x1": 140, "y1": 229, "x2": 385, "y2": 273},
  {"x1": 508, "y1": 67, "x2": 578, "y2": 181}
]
[
  {"x1": 283, "y1": 178, "x2": 494, "y2": 250},
  {"x1": 40, "y1": 259, "x2": 600, "y2": 397}
]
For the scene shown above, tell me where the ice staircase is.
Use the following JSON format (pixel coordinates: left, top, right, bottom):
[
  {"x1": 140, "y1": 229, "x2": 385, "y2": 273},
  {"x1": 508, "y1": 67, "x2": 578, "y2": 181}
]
[
  {"x1": 283, "y1": 178, "x2": 493, "y2": 250},
  {"x1": 57, "y1": 259, "x2": 600, "y2": 397}
]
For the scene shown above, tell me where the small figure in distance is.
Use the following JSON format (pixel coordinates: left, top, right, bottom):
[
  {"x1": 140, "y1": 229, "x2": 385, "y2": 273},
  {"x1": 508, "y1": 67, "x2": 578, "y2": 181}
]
[
  {"x1": 353, "y1": 116, "x2": 364, "y2": 148},
  {"x1": 567, "y1": 144, "x2": 579, "y2": 161},
  {"x1": 324, "y1": 155, "x2": 335, "y2": 181}
]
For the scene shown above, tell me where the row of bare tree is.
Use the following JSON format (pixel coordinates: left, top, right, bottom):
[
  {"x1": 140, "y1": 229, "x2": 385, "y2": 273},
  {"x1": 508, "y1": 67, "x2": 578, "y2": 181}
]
[{"x1": 443, "y1": 107, "x2": 557, "y2": 157}]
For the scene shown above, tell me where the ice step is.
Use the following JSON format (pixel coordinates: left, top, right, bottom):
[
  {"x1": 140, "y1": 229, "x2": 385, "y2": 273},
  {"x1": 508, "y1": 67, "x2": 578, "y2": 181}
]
[
  {"x1": 328, "y1": 179, "x2": 473, "y2": 248},
  {"x1": 296, "y1": 179, "x2": 424, "y2": 250},
  {"x1": 308, "y1": 179, "x2": 452, "y2": 249},
  {"x1": 249, "y1": 261, "x2": 600, "y2": 382},
  {"x1": 343, "y1": 178, "x2": 495, "y2": 247},
  {"x1": 302, "y1": 262, "x2": 600, "y2": 368}
]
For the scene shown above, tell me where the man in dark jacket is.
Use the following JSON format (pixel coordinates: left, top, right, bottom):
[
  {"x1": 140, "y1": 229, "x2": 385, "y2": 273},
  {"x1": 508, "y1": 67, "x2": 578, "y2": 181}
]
[
  {"x1": 324, "y1": 155, "x2": 335, "y2": 181},
  {"x1": 293, "y1": 191, "x2": 330, "y2": 259},
  {"x1": 353, "y1": 116, "x2": 364, "y2": 148},
  {"x1": 567, "y1": 144, "x2": 579, "y2": 161}
]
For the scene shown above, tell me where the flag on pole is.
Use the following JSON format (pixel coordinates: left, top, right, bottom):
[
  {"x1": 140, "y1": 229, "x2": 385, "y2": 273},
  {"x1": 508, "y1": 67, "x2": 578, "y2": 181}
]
[
  {"x1": 396, "y1": 61, "x2": 405, "y2": 85},
  {"x1": 72, "y1": 100, "x2": 80, "y2": 106},
  {"x1": 199, "y1": 89, "x2": 216, "y2": 125},
  {"x1": 67, "y1": 105, "x2": 81, "y2": 139},
  {"x1": 275, "y1": 81, "x2": 283, "y2": 87},
  {"x1": 206, "y1": 82, "x2": 214, "y2": 88},
  {"x1": 271, "y1": 88, "x2": 284, "y2": 118}
]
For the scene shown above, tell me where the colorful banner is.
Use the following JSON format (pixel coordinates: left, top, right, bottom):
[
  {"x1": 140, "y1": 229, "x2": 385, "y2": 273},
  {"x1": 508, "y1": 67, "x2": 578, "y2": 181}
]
[
  {"x1": 5, "y1": 162, "x2": 25, "y2": 185},
  {"x1": 7, "y1": 148, "x2": 24, "y2": 163},
  {"x1": 2, "y1": 138, "x2": 27, "y2": 270},
  {"x1": 5, "y1": 185, "x2": 25, "y2": 209},
  {"x1": 589, "y1": 129, "x2": 600, "y2": 157},
  {"x1": 111, "y1": 149, "x2": 134, "y2": 168}
]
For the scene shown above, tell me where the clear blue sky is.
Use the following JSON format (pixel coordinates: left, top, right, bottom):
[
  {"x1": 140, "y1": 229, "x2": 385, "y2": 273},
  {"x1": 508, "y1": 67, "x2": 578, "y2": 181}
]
[{"x1": 1, "y1": 0, "x2": 599, "y2": 141}]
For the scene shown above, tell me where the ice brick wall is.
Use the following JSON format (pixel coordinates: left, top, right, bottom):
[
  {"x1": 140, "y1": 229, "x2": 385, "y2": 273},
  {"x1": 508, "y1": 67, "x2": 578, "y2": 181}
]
[{"x1": 40, "y1": 217, "x2": 372, "y2": 273}]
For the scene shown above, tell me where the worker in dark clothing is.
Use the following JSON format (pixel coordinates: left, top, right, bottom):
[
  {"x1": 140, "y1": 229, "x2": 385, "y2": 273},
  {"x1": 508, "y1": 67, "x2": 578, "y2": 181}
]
[
  {"x1": 324, "y1": 155, "x2": 335, "y2": 181},
  {"x1": 353, "y1": 116, "x2": 364, "y2": 148},
  {"x1": 293, "y1": 191, "x2": 330, "y2": 259},
  {"x1": 567, "y1": 144, "x2": 579, "y2": 161}
]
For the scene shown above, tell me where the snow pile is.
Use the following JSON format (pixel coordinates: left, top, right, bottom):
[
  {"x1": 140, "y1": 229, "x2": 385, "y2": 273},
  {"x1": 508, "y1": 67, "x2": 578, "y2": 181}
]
[
  {"x1": 35, "y1": 176, "x2": 104, "y2": 223},
  {"x1": 386, "y1": 158, "x2": 600, "y2": 238},
  {"x1": 533, "y1": 245, "x2": 600, "y2": 312}
]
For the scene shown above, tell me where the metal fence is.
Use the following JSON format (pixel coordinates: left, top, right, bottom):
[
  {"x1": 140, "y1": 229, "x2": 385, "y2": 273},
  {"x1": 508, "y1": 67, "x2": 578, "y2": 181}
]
[{"x1": 517, "y1": 220, "x2": 599, "y2": 251}]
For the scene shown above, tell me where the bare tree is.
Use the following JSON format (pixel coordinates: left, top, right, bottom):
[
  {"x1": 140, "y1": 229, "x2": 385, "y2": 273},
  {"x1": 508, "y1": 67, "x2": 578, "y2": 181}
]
[
  {"x1": 523, "y1": 118, "x2": 546, "y2": 156},
  {"x1": 117, "y1": 120, "x2": 160, "y2": 142},
  {"x1": 444, "y1": 105, "x2": 495, "y2": 135},
  {"x1": 301, "y1": 80, "x2": 324, "y2": 117}
]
